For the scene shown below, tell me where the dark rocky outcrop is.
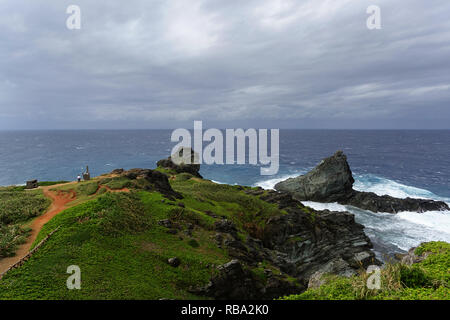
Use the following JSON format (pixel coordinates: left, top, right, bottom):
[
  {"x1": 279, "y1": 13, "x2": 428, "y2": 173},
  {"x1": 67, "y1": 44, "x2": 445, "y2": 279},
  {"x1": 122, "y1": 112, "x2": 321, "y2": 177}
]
[
  {"x1": 111, "y1": 168, "x2": 124, "y2": 175},
  {"x1": 116, "y1": 168, "x2": 182, "y2": 200},
  {"x1": 26, "y1": 180, "x2": 39, "y2": 189},
  {"x1": 157, "y1": 147, "x2": 202, "y2": 178},
  {"x1": 196, "y1": 188, "x2": 380, "y2": 298},
  {"x1": 344, "y1": 191, "x2": 449, "y2": 213},
  {"x1": 275, "y1": 151, "x2": 449, "y2": 213},
  {"x1": 258, "y1": 190, "x2": 378, "y2": 280},
  {"x1": 192, "y1": 260, "x2": 302, "y2": 300}
]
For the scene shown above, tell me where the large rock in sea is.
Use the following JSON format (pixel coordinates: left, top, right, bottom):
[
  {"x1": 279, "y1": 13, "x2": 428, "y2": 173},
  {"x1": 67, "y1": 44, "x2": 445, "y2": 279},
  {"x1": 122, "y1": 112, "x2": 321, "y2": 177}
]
[
  {"x1": 275, "y1": 151, "x2": 449, "y2": 213},
  {"x1": 275, "y1": 151, "x2": 354, "y2": 202}
]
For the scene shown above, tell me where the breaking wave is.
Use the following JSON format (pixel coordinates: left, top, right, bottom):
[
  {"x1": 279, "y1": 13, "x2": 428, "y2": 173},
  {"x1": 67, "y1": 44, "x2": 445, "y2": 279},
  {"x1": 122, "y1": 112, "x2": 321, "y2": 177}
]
[{"x1": 254, "y1": 173, "x2": 450, "y2": 258}]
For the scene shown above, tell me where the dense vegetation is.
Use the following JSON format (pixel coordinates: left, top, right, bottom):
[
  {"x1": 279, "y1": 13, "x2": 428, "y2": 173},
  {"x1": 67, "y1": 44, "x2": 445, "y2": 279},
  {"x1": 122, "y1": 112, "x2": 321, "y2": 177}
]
[
  {"x1": 280, "y1": 241, "x2": 449, "y2": 300},
  {"x1": 0, "y1": 187, "x2": 50, "y2": 258}
]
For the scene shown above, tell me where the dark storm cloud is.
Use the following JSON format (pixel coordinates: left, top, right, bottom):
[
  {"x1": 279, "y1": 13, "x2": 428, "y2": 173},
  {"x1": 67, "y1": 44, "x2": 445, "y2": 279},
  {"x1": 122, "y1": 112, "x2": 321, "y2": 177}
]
[{"x1": 1, "y1": 0, "x2": 449, "y2": 129}]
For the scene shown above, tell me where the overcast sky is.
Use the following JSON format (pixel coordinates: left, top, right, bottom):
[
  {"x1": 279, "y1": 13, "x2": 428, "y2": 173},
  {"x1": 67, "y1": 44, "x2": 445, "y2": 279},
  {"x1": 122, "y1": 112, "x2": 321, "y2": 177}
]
[{"x1": 1, "y1": 0, "x2": 450, "y2": 129}]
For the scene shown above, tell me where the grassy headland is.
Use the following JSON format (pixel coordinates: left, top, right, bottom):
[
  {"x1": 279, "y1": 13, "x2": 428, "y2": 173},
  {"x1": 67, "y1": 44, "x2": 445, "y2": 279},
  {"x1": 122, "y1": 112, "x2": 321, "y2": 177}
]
[
  {"x1": 0, "y1": 170, "x2": 448, "y2": 300},
  {"x1": 0, "y1": 172, "x2": 288, "y2": 299}
]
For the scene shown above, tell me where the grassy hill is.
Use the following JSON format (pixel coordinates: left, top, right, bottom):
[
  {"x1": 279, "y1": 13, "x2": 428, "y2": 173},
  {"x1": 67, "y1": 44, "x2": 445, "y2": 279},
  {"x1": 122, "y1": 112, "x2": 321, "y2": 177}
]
[
  {"x1": 0, "y1": 172, "x2": 291, "y2": 299},
  {"x1": 0, "y1": 170, "x2": 448, "y2": 300}
]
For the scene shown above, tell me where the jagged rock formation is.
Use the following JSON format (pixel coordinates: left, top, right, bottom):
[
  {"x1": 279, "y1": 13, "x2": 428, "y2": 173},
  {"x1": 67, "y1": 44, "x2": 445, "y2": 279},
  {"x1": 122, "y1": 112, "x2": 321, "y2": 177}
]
[
  {"x1": 274, "y1": 151, "x2": 354, "y2": 202},
  {"x1": 192, "y1": 260, "x2": 301, "y2": 300},
  {"x1": 275, "y1": 151, "x2": 449, "y2": 213},
  {"x1": 192, "y1": 188, "x2": 379, "y2": 299},
  {"x1": 257, "y1": 190, "x2": 378, "y2": 279},
  {"x1": 157, "y1": 147, "x2": 202, "y2": 178},
  {"x1": 115, "y1": 168, "x2": 182, "y2": 200}
]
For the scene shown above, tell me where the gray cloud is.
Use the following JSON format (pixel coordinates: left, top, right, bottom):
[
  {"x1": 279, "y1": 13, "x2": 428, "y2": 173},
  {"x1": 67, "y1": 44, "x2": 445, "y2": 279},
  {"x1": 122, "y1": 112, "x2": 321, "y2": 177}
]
[{"x1": 1, "y1": 0, "x2": 450, "y2": 129}]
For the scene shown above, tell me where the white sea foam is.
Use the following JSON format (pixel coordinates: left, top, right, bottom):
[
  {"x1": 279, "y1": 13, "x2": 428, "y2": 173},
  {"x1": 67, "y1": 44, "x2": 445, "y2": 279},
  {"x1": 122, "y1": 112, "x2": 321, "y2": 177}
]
[
  {"x1": 396, "y1": 210, "x2": 450, "y2": 235},
  {"x1": 301, "y1": 201, "x2": 347, "y2": 212},
  {"x1": 253, "y1": 172, "x2": 305, "y2": 190},
  {"x1": 353, "y1": 174, "x2": 449, "y2": 201},
  {"x1": 211, "y1": 180, "x2": 239, "y2": 185},
  {"x1": 254, "y1": 172, "x2": 450, "y2": 255}
]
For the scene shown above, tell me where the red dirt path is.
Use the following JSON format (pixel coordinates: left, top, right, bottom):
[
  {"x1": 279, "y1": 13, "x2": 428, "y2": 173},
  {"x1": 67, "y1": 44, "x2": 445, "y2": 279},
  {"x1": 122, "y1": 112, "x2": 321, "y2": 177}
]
[
  {"x1": 0, "y1": 182, "x2": 130, "y2": 276},
  {"x1": 0, "y1": 184, "x2": 76, "y2": 275}
]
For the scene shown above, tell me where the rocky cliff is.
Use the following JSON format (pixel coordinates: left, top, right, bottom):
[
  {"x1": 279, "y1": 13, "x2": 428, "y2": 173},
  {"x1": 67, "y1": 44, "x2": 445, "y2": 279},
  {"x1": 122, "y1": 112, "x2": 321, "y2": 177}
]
[{"x1": 192, "y1": 188, "x2": 379, "y2": 299}]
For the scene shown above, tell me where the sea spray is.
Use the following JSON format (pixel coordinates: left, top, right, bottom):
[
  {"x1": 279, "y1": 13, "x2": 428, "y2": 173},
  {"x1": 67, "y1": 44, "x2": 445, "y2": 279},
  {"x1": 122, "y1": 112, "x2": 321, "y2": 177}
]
[{"x1": 254, "y1": 173, "x2": 450, "y2": 258}]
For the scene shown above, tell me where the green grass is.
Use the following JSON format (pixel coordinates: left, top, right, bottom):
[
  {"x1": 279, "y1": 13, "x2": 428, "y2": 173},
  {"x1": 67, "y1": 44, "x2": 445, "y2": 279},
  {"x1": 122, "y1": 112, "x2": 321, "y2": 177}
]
[
  {"x1": 0, "y1": 188, "x2": 50, "y2": 225},
  {"x1": 0, "y1": 176, "x2": 282, "y2": 299},
  {"x1": 1, "y1": 174, "x2": 447, "y2": 300},
  {"x1": 0, "y1": 190, "x2": 229, "y2": 299},
  {"x1": 154, "y1": 167, "x2": 177, "y2": 176},
  {"x1": 98, "y1": 177, "x2": 132, "y2": 190},
  {"x1": 280, "y1": 241, "x2": 450, "y2": 300},
  {"x1": 0, "y1": 187, "x2": 50, "y2": 258},
  {"x1": 38, "y1": 181, "x2": 69, "y2": 187},
  {"x1": 0, "y1": 225, "x2": 31, "y2": 258},
  {"x1": 171, "y1": 178, "x2": 286, "y2": 239}
]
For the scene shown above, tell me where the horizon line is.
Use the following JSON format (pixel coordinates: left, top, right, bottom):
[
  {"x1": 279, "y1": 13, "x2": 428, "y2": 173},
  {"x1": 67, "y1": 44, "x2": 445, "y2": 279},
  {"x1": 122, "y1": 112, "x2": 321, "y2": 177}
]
[{"x1": 1, "y1": 128, "x2": 450, "y2": 131}]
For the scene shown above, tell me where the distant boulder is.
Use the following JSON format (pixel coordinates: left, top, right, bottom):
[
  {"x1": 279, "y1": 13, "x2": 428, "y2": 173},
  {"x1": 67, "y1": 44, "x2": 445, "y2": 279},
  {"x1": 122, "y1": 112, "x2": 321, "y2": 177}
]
[
  {"x1": 157, "y1": 147, "x2": 202, "y2": 178},
  {"x1": 26, "y1": 180, "x2": 39, "y2": 189},
  {"x1": 275, "y1": 151, "x2": 449, "y2": 214}
]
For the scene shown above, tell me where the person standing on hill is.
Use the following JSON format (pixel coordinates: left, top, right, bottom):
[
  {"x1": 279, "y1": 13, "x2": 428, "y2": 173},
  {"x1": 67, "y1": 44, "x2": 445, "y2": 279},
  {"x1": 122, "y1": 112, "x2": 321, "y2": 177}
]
[{"x1": 77, "y1": 175, "x2": 81, "y2": 183}]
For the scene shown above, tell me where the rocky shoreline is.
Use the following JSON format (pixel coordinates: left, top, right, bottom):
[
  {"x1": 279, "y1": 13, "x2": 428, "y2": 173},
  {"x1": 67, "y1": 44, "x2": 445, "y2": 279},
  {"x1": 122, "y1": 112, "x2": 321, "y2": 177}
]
[
  {"x1": 275, "y1": 151, "x2": 449, "y2": 213},
  {"x1": 153, "y1": 149, "x2": 380, "y2": 299},
  {"x1": 155, "y1": 149, "x2": 448, "y2": 299},
  {"x1": 189, "y1": 188, "x2": 379, "y2": 299},
  {"x1": 0, "y1": 149, "x2": 447, "y2": 300}
]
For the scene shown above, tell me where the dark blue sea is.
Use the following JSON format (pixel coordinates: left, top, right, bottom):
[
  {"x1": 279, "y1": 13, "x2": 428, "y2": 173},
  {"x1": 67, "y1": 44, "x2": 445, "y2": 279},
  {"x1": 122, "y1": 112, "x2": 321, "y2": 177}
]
[{"x1": 1, "y1": 129, "x2": 449, "y2": 257}]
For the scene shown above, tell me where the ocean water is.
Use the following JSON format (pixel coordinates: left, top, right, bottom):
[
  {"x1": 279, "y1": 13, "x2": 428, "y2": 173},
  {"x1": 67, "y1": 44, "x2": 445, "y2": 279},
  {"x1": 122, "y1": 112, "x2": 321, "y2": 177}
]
[{"x1": 0, "y1": 129, "x2": 449, "y2": 257}]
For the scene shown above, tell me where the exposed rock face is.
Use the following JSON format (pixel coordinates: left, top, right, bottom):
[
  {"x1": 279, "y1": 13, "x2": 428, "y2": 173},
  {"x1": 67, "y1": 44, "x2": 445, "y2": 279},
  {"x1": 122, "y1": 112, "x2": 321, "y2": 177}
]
[
  {"x1": 157, "y1": 147, "x2": 202, "y2": 178},
  {"x1": 197, "y1": 188, "x2": 380, "y2": 299},
  {"x1": 400, "y1": 246, "x2": 432, "y2": 266},
  {"x1": 193, "y1": 260, "x2": 302, "y2": 300},
  {"x1": 307, "y1": 257, "x2": 357, "y2": 289},
  {"x1": 116, "y1": 168, "x2": 182, "y2": 200},
  {"x1": 275, "y1": 151, "x2": 354, "y2": 202},
  {"x1": 258, "y1": 190, "x2": 378, "y2": 281},
  {"x1": 275, "y1": 151, "x2": 449, "y2": 213}
]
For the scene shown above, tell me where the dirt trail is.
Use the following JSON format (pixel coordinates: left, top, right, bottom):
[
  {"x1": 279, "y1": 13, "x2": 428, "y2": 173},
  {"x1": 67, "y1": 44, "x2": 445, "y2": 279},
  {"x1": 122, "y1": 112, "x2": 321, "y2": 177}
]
[{"x1": 0, "y1": 184, "x2": 76, "y2": 275}]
